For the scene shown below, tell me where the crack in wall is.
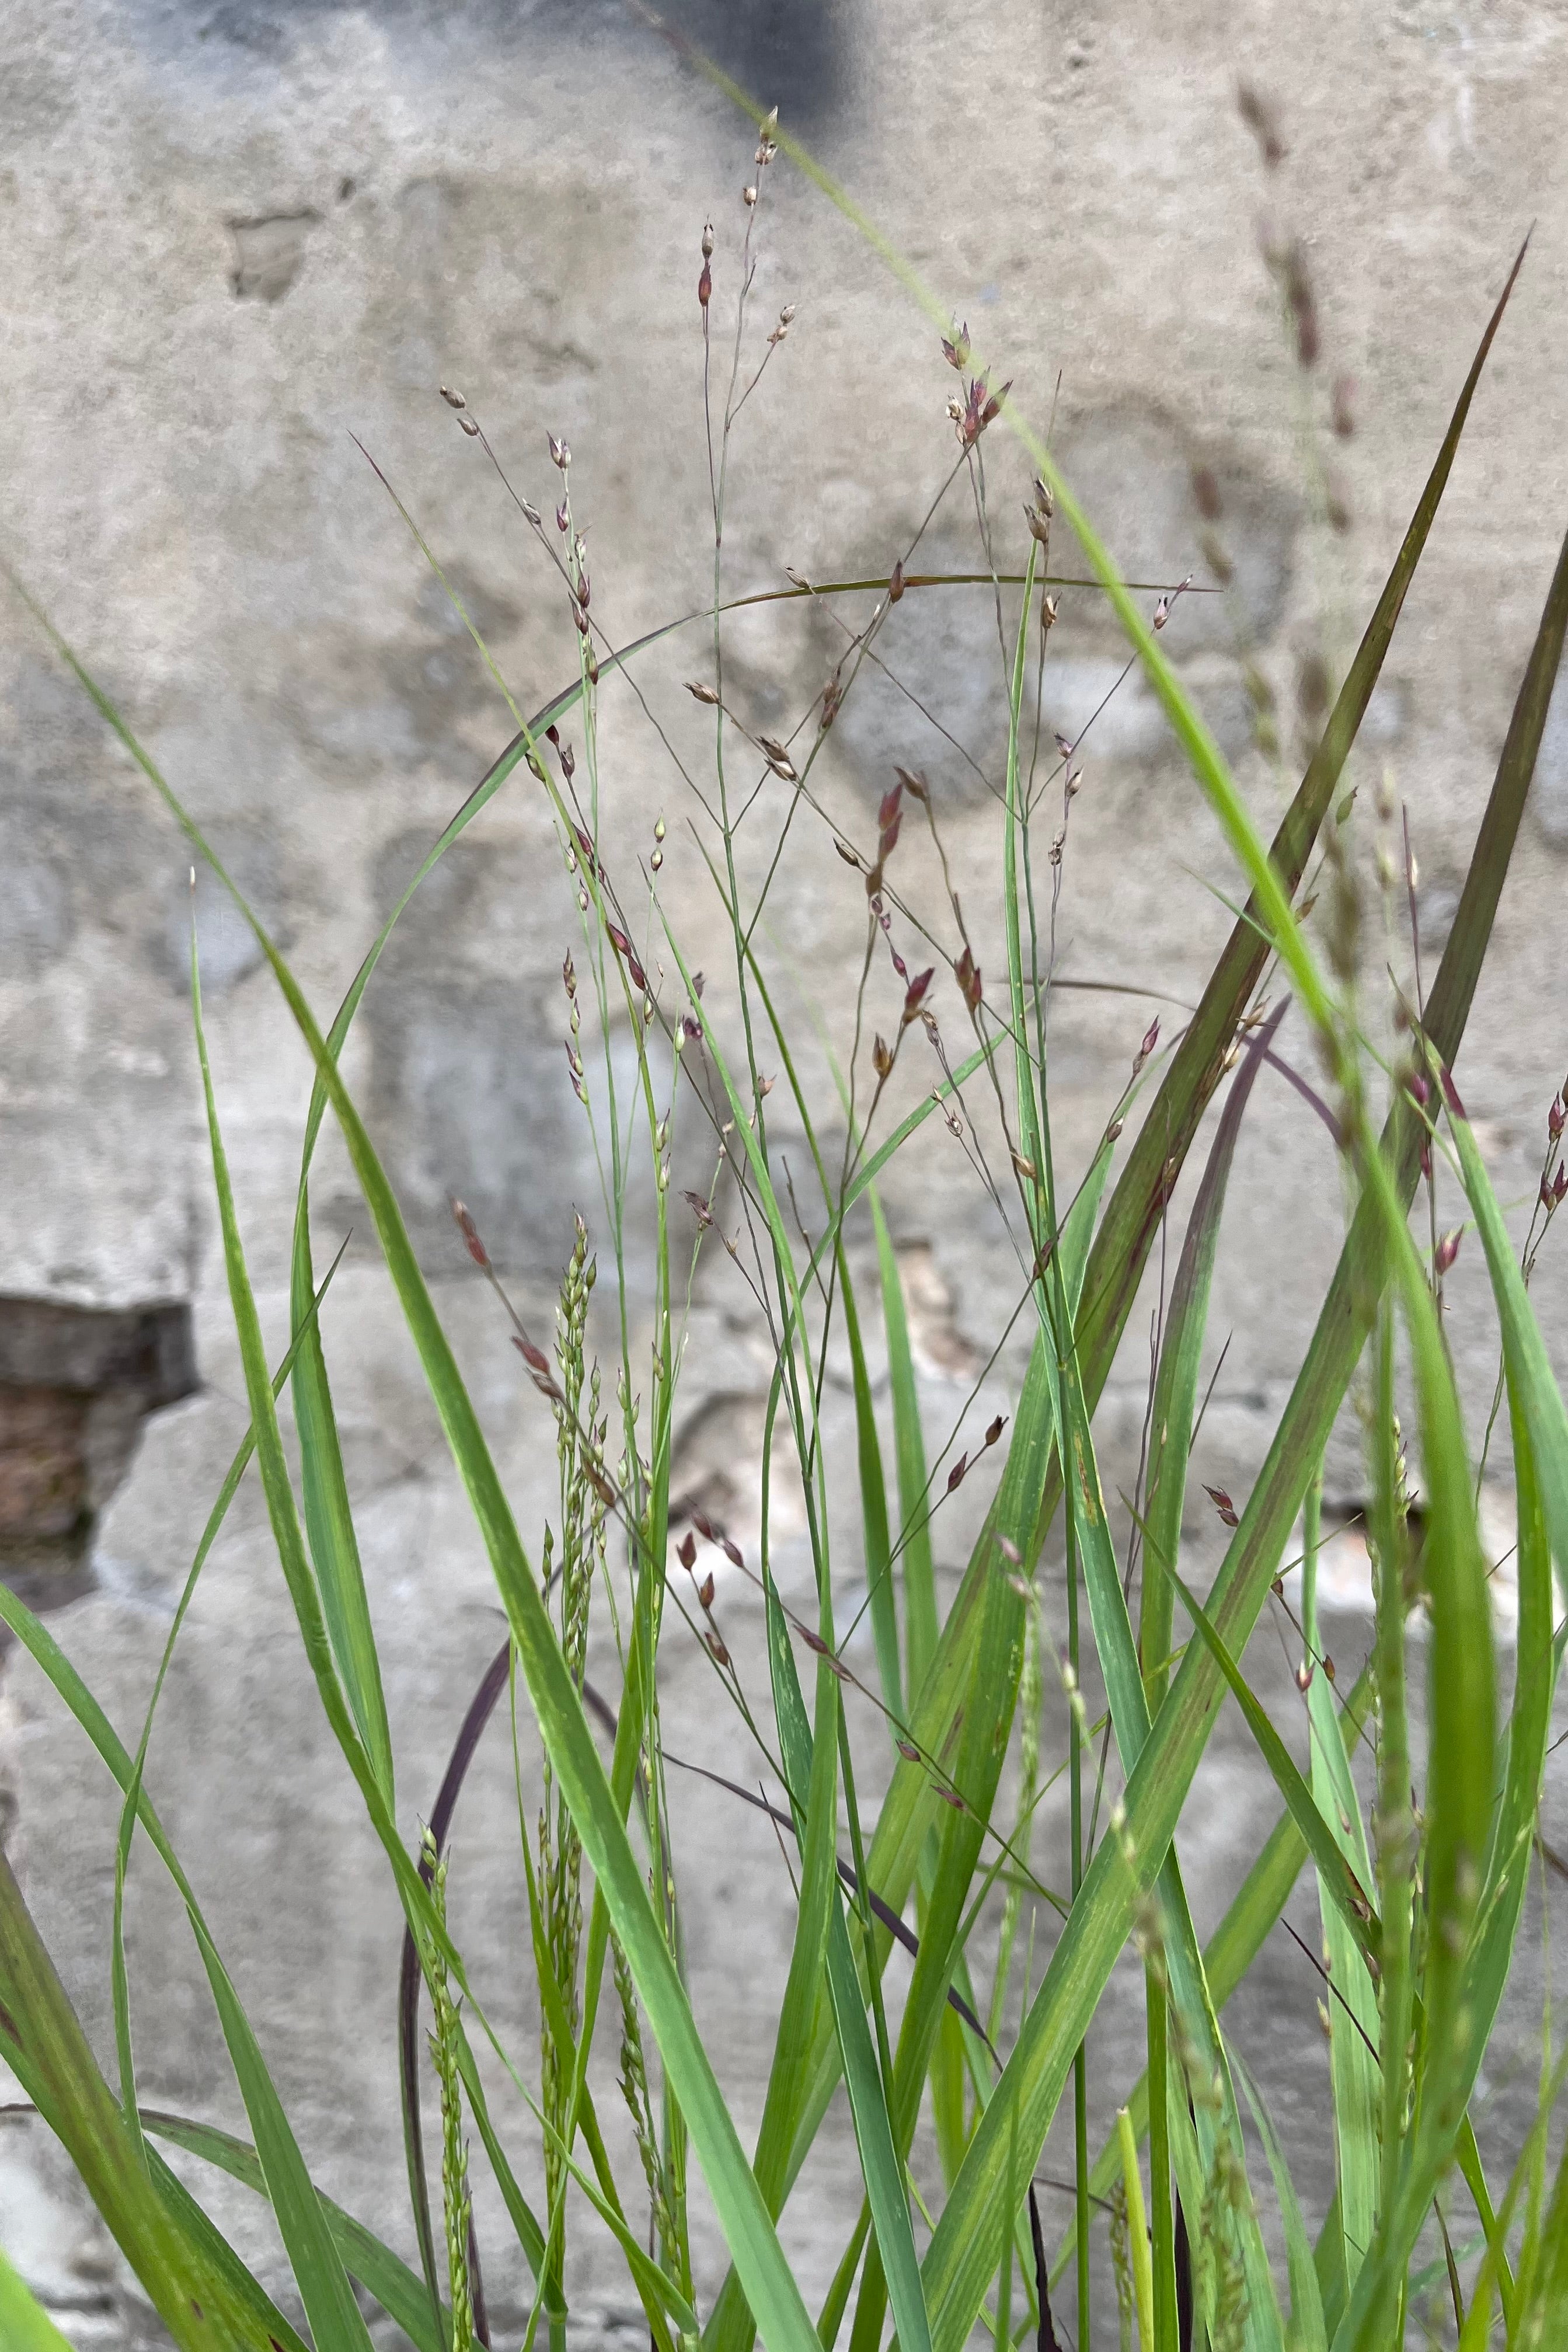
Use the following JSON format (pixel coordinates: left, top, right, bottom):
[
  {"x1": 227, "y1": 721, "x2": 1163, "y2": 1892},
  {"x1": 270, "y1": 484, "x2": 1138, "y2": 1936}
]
[{"x1": 0, "y1": 1298, "x2": 197, "y2": 1617}]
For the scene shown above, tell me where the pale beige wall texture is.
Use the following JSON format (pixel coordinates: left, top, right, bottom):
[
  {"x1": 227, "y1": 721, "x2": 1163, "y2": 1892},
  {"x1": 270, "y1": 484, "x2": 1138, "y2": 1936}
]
[{"x1": 3, "y1": 1, "x2": 1568, "y2": 2344}]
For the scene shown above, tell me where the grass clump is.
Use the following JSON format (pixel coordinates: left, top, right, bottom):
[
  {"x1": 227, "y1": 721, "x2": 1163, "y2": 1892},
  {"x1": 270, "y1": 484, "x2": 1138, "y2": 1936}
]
[{"x1": 2, "y1": 62, "x2": 1567, "y2": 2352}]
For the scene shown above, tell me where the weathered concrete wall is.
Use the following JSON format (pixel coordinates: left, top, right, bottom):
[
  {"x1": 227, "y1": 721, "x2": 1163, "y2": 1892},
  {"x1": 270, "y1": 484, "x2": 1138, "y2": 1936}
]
[{"x1": 4, "y1": 1, "x2": 1568, "y2": 2341}]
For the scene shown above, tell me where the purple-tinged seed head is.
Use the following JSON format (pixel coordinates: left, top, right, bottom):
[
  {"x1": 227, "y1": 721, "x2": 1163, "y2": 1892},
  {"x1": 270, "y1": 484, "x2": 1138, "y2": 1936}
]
[
  {"x1": 901, "y1": 967, "x2": 935, "y2": 1026},
  {"x1": 452, "y1": 1200, "x2": 489, "y2": 1267}
]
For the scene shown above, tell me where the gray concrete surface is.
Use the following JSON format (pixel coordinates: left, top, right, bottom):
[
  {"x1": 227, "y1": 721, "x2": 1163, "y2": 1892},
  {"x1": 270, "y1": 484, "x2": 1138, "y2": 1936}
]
[{"x1": 4, "y1": 0, "x2": 1568, "y2": 2341}]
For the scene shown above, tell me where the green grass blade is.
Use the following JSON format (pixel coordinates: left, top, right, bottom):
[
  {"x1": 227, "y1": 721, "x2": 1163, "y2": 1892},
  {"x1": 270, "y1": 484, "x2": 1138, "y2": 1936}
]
[
  {"x1": 1140, "y1": 1003, "x2": 1285, "y2": 1708},
  {"x1": 872, "y1": 1190, "x2": 938, "y2": 1705},
  {"x1": 1067, "y1": 1366, "x2": 1283, "y2": 2352},
  {"x1": 1231, "y1": 2051, "x2": 1329, "y2": 2352},
  {"x1": 189, "y1": 925, "x2": 413, "y2": 2352},
  {"x1": 137, "y1": 2142, "x2": 313, "y2": 2352},
  {"x1": 1514, "y1": 2104, "x2": 1568, "y2": 2343},
  {"x1": 1299, "y1": 1476, "x2": 1380, "y2": 2307},
  {"x1": 1058, "y1": 1130, "x2": 1113, "y2": 1316},
  {"x1": 1130, "y1": 1008, "x2": 1283, "y2": 2346},
  {"x1": 1070, "y1": 1661, "x2": 1375, "y2": 2246},
  {"x1": 452, "y1": 2032, "x2": 550, "y2": 2297},
  {"x1": 1114, "y1": 2110, "x2": 1155, "y2": 2352},
  {"x1": 766, "y1": 1567, "x2": 933, "y2": 2352},
  {"x1": 290, "y1": 1217, "x2": 395, "y2": 1803},
  {"x1": 1152, "y1": 1550, "x2": 1381, "y2": 1973},
  {"x1": 1332, "y1": 1242, "x2": 1494, "y2": 2348},
  {"x1": 1066, "y1": 241, "x2": 1528, "y2": 1424},
  {"x1": 1445, "y1": 1076, "x2": 1568, "y2": 1611},
  {"x1": 113, "y1": 1244, "x2": 346, "y2": 2173},
  {"x1": 1419, "y1": 515, "x2": 1568, "y2": 1076},
  {"x1": 842, "y1": 1250, "x2": 903, "y2": 1718},
  {"x1": 0, "y1": 2248, "x2": 79, "y2": 2351},
  {"x1": 145, "y1": 2109, "x2": 448, "y2": 2352},
  {"x1": 706, "y1": 1343, "x2": 1057, "y2": 2352},
  {"x1": 0, "y1": 1846, "x2": 282, "y2": 2352}
]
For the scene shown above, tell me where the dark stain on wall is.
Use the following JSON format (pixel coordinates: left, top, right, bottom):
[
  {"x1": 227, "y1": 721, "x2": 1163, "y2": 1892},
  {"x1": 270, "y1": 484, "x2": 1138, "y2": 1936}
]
[{"x1": 160, "y1": 0, "x2": 853, "y2": 128}]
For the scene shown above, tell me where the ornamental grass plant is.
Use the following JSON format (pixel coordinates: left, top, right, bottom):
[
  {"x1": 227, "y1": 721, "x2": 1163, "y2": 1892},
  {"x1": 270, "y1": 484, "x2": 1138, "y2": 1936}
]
[{"x1": 4, "y1": 59, "x2": 1568, "y2": 2352}]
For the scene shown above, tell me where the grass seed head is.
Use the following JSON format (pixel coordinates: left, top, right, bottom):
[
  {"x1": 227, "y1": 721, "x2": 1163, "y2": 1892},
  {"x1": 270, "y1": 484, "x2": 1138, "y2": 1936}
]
[{"x1": 452, "y1": 1198, "x2": 489, "y2": 1268}]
